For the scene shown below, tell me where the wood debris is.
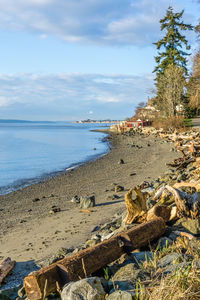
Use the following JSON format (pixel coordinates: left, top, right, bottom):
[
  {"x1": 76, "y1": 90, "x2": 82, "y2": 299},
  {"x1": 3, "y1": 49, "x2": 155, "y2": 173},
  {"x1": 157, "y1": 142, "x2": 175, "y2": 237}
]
[{"x1": 0, "y1": 257, "x2": 16, "y2": 286}]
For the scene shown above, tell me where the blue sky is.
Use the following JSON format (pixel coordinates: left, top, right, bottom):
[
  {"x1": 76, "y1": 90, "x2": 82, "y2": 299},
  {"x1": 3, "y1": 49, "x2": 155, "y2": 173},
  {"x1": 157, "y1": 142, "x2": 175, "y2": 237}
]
[{"x1": 0, "y1": 0, "x2": 199, "y2": 121}]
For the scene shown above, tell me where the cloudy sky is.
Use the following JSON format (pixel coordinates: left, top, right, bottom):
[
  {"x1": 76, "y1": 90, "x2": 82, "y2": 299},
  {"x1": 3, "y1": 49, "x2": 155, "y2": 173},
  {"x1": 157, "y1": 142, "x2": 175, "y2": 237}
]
[{"x1": 0, "y1": 0, "x2": 199, "y2": 121}]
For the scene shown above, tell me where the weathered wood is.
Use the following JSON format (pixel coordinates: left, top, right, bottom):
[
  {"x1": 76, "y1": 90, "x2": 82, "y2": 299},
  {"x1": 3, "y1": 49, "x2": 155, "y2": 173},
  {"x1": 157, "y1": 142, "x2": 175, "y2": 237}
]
[
  {"x1": 147, "y1": 205, "x2": 171, "y2": 222},
  {"x1": 154, "y1": 185, "x2": 200, "y2": 218},
  {"x1": 0, "y1": 257, "x2": 16, "y2": 286},
  {"x1": 167, "y1": 157, "x2": 195, "y2": 169},
  {"x1": 173, "y1": 181, "x2": 200, "y2": 191},
  {"x1": 124, "y1": 187, "x2": 147, "y2": 224},
  {"x1": 24, "y1": 218, "x2": 165, "y2": 300}
]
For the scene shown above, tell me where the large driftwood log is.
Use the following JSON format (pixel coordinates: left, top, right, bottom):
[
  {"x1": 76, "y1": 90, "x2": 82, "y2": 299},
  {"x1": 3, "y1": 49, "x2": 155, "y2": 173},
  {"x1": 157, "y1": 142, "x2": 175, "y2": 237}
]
[
  {"x1": 0, "y1": 257, "x2": 16, "y2": 286},
  {"x1": 24, "y1": 218, "x2": 165, "y2": 300}
]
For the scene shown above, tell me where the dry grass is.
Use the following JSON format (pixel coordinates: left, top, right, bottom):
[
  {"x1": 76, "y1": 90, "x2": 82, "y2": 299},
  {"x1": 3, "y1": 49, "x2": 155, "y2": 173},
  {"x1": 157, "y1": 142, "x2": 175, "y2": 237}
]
[
  {"x1": 149, "y1": 266, "x2": 200, "y2": 300},
  {"x1": 133, "y1": 238, "x2": 200, "y2": 300},
  {"x1": 152, "y1": 116, "x2": 186, "y2": 131}
]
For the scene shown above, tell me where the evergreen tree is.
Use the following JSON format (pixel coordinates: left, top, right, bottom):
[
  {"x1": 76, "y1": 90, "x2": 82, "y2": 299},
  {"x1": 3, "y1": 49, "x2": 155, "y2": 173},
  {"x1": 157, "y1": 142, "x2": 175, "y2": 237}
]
[
  {"x1": 153, "y1": 6, "x2": 193, "y2": 116},
  {"x1": 153, "y1": 6, "x2": 193, "y2": 77}
]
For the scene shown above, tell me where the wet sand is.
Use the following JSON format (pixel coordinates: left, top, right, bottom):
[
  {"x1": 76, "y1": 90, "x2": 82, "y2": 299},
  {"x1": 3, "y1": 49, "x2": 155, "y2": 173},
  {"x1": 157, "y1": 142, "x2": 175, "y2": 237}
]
[{"x1": 0, "y1": 132, "x2": 178, "y2": 263}]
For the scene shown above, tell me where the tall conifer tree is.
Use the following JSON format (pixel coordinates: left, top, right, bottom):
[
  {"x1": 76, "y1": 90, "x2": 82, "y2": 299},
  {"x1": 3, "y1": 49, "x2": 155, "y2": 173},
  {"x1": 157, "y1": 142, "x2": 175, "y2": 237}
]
[
  {"x1": 153, "y1": 6, "x2": 192, "y2": 77},
  {"x1": 153, "y1": 6, "x2": 193, "y2": 116}
]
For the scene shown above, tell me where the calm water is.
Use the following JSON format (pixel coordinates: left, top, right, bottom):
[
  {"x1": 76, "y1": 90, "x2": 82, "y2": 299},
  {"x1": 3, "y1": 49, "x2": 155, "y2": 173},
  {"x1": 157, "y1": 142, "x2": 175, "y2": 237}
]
[{"x1": 0, "y1": 121, "x2": 110, "y2": 195}]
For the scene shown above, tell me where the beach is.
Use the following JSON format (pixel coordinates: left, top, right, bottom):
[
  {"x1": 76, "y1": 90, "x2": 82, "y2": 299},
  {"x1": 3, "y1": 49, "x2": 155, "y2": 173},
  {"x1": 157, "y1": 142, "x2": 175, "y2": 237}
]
[{"x1": 0, "y1": 131, "x2": 178, "y2": 263}]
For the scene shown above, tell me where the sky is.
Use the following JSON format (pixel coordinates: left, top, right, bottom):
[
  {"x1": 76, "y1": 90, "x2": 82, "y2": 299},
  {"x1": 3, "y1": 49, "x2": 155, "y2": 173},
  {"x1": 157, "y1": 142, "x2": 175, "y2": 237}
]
[{"x1": 0, "y1": 0, "x2": 199, "y2": 121}]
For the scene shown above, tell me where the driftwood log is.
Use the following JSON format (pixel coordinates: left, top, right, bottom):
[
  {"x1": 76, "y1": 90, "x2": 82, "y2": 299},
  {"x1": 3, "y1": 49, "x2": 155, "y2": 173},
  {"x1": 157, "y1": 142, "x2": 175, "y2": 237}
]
[
  {"x1": 0, "y1": 257, "x2": 16, "y2": 286},
  {"x1": 24, "y1": 218, "x2": 165, "y2": 300},
  {"x1": 124, "y1": 187, "x2": 147, "y2": 224}
]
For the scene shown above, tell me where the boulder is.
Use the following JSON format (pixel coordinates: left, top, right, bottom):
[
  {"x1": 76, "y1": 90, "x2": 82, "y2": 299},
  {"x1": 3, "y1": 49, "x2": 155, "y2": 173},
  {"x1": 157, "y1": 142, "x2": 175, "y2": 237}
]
[
  {"x1": 80, "y1": 196, "x2": 95, "y2": 209},
  {"x1": 175, "y1": 217, "x2": 200, "y2": 235},
  {"x1": 107, "y1": 290, "x2": 133, "y2": 299},
  {"x1": 110, "y1": 263, "x2": 146, "y2": 290},
  {"x1": 61, "y1": 277, "x2": 105, "y2": 300}
]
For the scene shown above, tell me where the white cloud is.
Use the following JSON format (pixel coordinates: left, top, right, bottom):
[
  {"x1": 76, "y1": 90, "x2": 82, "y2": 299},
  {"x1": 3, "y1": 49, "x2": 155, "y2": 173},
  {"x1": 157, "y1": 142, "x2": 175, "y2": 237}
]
[
  {"x1": 0, "y1": 96, "x2": 11, "y2": 107},
  {"x1": 0, "y1": 72, "x2": 154, "y2": 120},
  {"x1": 0, "y1": 0, "x2": 196, "y2": 46}
]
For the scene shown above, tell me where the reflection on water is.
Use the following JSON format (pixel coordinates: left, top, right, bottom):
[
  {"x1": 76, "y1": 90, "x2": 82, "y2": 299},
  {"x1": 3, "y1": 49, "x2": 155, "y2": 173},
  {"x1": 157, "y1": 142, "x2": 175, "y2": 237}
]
[{"x1": 0, "y1": 121, "x2": 109, "y2": 194}]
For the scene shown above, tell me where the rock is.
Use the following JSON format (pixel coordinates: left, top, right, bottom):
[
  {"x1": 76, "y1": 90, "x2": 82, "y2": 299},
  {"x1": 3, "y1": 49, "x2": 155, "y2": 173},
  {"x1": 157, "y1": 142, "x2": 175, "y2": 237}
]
[
  {"x1": 168, "y1": 232, "x2": 179, "y2": 241},
  {"x1": 175, "y1": 217, "x2": 200, "y2": 235},
  {"x1": 118, "y1": 159, "x2": 125, "y2": 164},
  {"x1": 141, "y1": 187, "x2": 155, "y2": 195},
  {"x1": 80, "y1": 196, "x2": 95, "y2": 209},
  {"x1": 108, "y1": 281, "x2": 134, "y2": 295},
  {"x1": 130, "y1": 251, "x2": 153, "y2": 266},
  {"x1": 49, "y1": 206, "x2": 61, "y2": 214},
  {"x1": 130, "y1": 172, "x2": 136, "y2": 176},
  {"x1": 84, "y1": 239, "x2": 97, "y2": 248},
  {"x1": 139, "y1": 181, "x2": 150, "y2": 189},
  {"x1": 107, "y1": 290, "x2": 133, "y2": 299},
  {"x1": 91, "y1": 226, "x2": 101, "y2": 232},
  {"x1": 107, "y1": 194, "x2": 120, "y2": 201},
  {"x1": 0, "y1": 261, "x2": 39, "y2": 299},
  {"x1": 158, "y1": 253, "x2": 182, "y2": 269},
  {"x1": 71, "y1": 195, "x2": 80, "y2": 204},
  {"x1": 32, "y1": 197, "x2": 40, "y2": 202},
  {"x1": 155, "y1": 237, "x2": 173, "y2": 250},
  {"x1": 61, "y1": 277, "x2": 105, "y2": 300},
  {"x1": 111, "y1": 263, "x2": 143, "y2": 283},
  {"x1": 2, "y1": 286, "x2": 25, "y2": 300},
  {"x1": 91, "y1": 234, "x2": 101, "y2": 242},
  {"x1": 114, "y1": 185, "x2": 124, "y2": 193}
]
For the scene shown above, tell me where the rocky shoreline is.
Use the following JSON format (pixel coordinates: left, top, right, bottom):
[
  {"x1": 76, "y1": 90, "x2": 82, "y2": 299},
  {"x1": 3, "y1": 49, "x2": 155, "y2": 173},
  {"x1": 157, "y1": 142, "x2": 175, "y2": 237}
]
[{"x1": 2, "y1": 127, "x2": 200, "y2": 299}]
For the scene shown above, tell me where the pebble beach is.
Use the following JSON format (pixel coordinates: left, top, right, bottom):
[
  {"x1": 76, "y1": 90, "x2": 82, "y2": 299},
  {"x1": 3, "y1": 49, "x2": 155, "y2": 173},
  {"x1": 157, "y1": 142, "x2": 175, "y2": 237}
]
[{"x1": 0, "y1": 130, "x2": 178, "y2": 263}]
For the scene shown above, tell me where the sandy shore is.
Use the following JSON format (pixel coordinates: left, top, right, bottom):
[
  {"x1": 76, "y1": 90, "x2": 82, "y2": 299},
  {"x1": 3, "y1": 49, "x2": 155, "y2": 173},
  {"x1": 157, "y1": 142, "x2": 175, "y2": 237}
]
[{"x1": 0, "y1": 131, "x2": 178, "y2": 263}]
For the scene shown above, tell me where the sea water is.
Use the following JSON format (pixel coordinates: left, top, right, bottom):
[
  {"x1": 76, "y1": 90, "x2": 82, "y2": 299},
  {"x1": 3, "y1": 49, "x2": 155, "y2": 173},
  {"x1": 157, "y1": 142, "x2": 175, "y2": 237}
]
[{"x1": 0, "y1": 120, "x2": 110, "y2": 195}]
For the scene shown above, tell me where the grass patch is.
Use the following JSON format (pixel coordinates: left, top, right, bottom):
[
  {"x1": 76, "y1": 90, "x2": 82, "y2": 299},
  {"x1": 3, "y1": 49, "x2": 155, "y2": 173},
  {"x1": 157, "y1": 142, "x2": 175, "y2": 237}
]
[
  {"x1": 184, "y1": 119, "x2": 193, "y2": 127},
  {"x1": 131, "y1": 238, "x2": 200, "y2": 299}
]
